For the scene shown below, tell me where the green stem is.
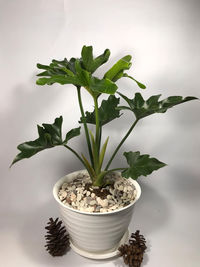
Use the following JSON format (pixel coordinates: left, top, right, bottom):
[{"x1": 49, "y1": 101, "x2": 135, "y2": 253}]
[
  {"x1": 93, "y1": 168, "x2": 126, "y2": 187},
  {"x1": 94, "y1": 96, "x2": 100, "y2": 155},
  {"x1": 105, "y1": 119, "x2": 139, "y2": 170},
  {"x1": 99, "y1": 126, "x2": 102, "y2": 154},
  {"x1": 64, "y1": 145, "x2": 85, "y2": 166},
  {"x1": 77, "y1": 87, "x2": 94, "y2": 167}
]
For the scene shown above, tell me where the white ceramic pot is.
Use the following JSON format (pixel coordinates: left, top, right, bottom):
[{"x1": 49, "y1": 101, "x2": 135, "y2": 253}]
[{"x1": 53, "y1": 170, "x2": 141, "y2": 259}]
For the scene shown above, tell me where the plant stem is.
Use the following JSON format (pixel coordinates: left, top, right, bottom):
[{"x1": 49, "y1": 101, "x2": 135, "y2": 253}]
[
  {"x1": 77, "y1": 87, "x2": 94, "y2": 167},
  {"x1": 94, "y1": 96, "x2": 100, "y2": 155},
  {"x1": 64, "y1": 145, "x2": 85, "y2": 166},
  {"x1": 105, "y1": 119, "x2": 139, "y2": 170},
  {"x1": 99, "y1": 126, "x2": 102, "y2": 154}
]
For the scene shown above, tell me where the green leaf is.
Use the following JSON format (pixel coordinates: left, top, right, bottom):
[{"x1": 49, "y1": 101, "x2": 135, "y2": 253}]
[
  {"x1": 36, "y1": 54, "x2": 116, "y2": 95},
  {"x1": 98, "y1": 137, "x2": 109, "y2": 171},
  {"x1": 81, "y1": 46, "x2": 94, "y2": 72},
  {"x1": 92, "y1": 49, "x2": 110, "y2": 73},
  {"x1": 81, "y1": 153, "x2": 96, "y2": 180},
  {"x1": 11, "y1": 117, "x2": 81, "y2": 166},
  {"x1": 89, "y1": 130, "x2": 99, "y2": 172},
  {"x1": 36, "y1": 57, "x2": 78, "y2": 86},
  {"x1": 104, "y1": 55, "x2": 132, "y2": 82},
  {"x1": 63, "y1": 127, "x2": 81, "y2": 144},
  {"x1": 123, "y1": 73, "x2": 146, "y2": 89},
  {"x1": 79, "y1": 95, "x2": 121, "y2": 126},
  {"x1": 36, "y1": 75, "x2": 81, "y2": 86},
  {"x1": 118, "y1": 92, "x2": 198, "y2": 120},
  {"x1": 122, "y1": 151, "x2": 166, "y2": 179},
  {"x1": 81, "y1": 46, "x2": 110, "y2": 73},
  {"x1": 75, "y1": 59, "x2": 91, "y2": 87},
  {"x1": 89, "y1": 77, "x2": 117, "y2": 95},
  {"x1": 36, "y1": 46, "x2": 145, "y2": 96}
]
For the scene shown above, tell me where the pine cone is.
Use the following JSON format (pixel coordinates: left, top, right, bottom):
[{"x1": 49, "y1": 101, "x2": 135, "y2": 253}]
[
  {"x1": 118, "y1": 230, "x2": 147, "y2": 267},
  {"x1": 45, "y1": 217, "x2": 70, "y2": 256}
]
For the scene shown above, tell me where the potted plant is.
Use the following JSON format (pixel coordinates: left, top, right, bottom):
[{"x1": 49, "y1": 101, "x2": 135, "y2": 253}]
[{"x1": 11, "y1": 45, "x2": 198, "y2": 259}]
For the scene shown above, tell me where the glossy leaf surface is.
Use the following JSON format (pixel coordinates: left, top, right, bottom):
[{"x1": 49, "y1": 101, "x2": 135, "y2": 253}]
[
  {"x1": 81, "y1": 45, "x2": 110, "y2": 73},
  {"x1": 104, "y1": 55, "x2": 132, "y2": 82},
  {"x1": 12, "y1": 117, "x2": 80, "y2": 165},
  {"x1": 118, "y1": 92, "x2": 198, "y2": 119},
  {"x1": 79, "y1": 95, "x2": 121, "y2": 126},
  {"x1": 122, "y1": 151, "x2": 166, "y2": 179},
  {"x1": 37, "y1": 57, "x2": 117, "y2": 95}
]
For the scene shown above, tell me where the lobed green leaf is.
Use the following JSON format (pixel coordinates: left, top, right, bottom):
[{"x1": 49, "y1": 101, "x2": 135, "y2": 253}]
[
  {"x1": 11, "y1": 117, "x2": 81, "y2": 166},
  {"x1": 118, "y1": 92, "x2": 198, "y2": 119},
  {"x1": 104, "y1": 55, "x2": 132, "y2": 82},
  {"x1": 81, "y1": 46, "x2": 110, "y2": 73},
  {"x1": 122, "y1": 151, "x2": 166, "y2": 179},
  {"x1": 79, "y1": 95, "x2": 121, "y2": 126}
]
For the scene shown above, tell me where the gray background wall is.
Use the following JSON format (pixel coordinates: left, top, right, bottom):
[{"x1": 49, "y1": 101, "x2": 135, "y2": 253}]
[{"x1": 0, "y1": 0, "x2": 200, "y2": 266}]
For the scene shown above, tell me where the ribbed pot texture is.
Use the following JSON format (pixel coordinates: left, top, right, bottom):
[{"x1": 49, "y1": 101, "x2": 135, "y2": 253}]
[{"x1": 53, "y1": 170, "x2": 141, "y2": 254}]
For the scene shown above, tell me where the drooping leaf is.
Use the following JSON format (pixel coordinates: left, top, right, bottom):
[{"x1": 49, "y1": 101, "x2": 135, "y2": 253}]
[
  {"x1": 104, "y1": 55, "x2": 132, "y2": 82},
  {"x1": 11, "y1": 117, "x2": 81, "y2": 166},
  {"x1": 123, "y1": 73, "x2": 146, "y2": 89},
  {"x1": 79, "y1": 95, "x2": 121, "y2": 126},
  {"x1": 81, "y1": 46, "x2": 110, "y2": 73},
  {"x1": 118, "y1": 92, "x2": 198, "y2": 120},
  {"x1": 122, "y1": 151, "x2": 166, "y2": 179}
]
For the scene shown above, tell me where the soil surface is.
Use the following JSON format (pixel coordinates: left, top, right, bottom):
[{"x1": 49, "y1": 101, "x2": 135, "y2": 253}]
[{"x1": 58, "y1": 172, "x2": 137, "y2": 213}]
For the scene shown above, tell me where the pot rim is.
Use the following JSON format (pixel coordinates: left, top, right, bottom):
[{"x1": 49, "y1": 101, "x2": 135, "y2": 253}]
[{"x1": 53, "y1": 169, "x2": 141, "y2": 216}]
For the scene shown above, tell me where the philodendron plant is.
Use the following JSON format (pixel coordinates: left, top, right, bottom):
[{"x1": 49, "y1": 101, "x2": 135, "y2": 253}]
[{"x1": 12, "y1": 46, "x2": 198, "y2": 187}]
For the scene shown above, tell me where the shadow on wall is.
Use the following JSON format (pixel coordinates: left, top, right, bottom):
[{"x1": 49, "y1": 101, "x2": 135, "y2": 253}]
[
  {"x1": 1, "y1": 73, "x2": 87, "y2": 173},
  {"x1": 17, "y1": 199, "x2": 70, "y2": 266},
  {"x1": 1, "y1": 75, "x2": 58, "y2": 166},
  {"x1": 131, "y1": 180, "x2": 170, "y2": 235},
  {"x1": 166, "y1": 167, "x2": 200, "y2": 203}
]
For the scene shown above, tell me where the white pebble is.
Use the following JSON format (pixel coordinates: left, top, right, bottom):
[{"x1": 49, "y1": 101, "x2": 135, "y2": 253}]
[
  {"x1": 71, "y1": 192, "x2": 76, "y2": 201},
  {"x1": 90, "y1": 200, "x2": 97, "y2": 205},
  {"x1": 85, "y1": 206, "x2": 95, "y2": 212},
  {"x1": 98, "y1": 198, "x2": 108, "y2": 208},
  {"x1": 123, "y1": 186, "x2": 128, "y2": 193},
  {"x1": 128, "y1": 186, "x2": 133, "y2": 191},
  {"x1": 110, "y1": 204, "x2": 118, "y2": 210},
  {"x1": 61, "y1": 191, "x2": 67, "y2": 198},
  {"x1": 86, "y1": 191, "x2": 91, "y2": 196},
  {"x1": 91, "y1": 193, "x2": 96, "y2": 198},
  {"x1": 77, "y1": 193, "x2": 82, "y2": 202},
  {"x1": 62, "y1": 183, "x2": 68, "y2": 189},
  {"x1": 118, "y1": 185, "x2": 124, "y2": 191}
]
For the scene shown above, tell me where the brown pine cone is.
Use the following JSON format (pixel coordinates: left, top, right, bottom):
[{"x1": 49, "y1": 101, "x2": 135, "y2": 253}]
[
  {"x1": 45, "y1": 217, "x2": 70, "y2": 256},
  {"x1": 118, "y1": 230, "x2": 147, "y2": 267}
]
